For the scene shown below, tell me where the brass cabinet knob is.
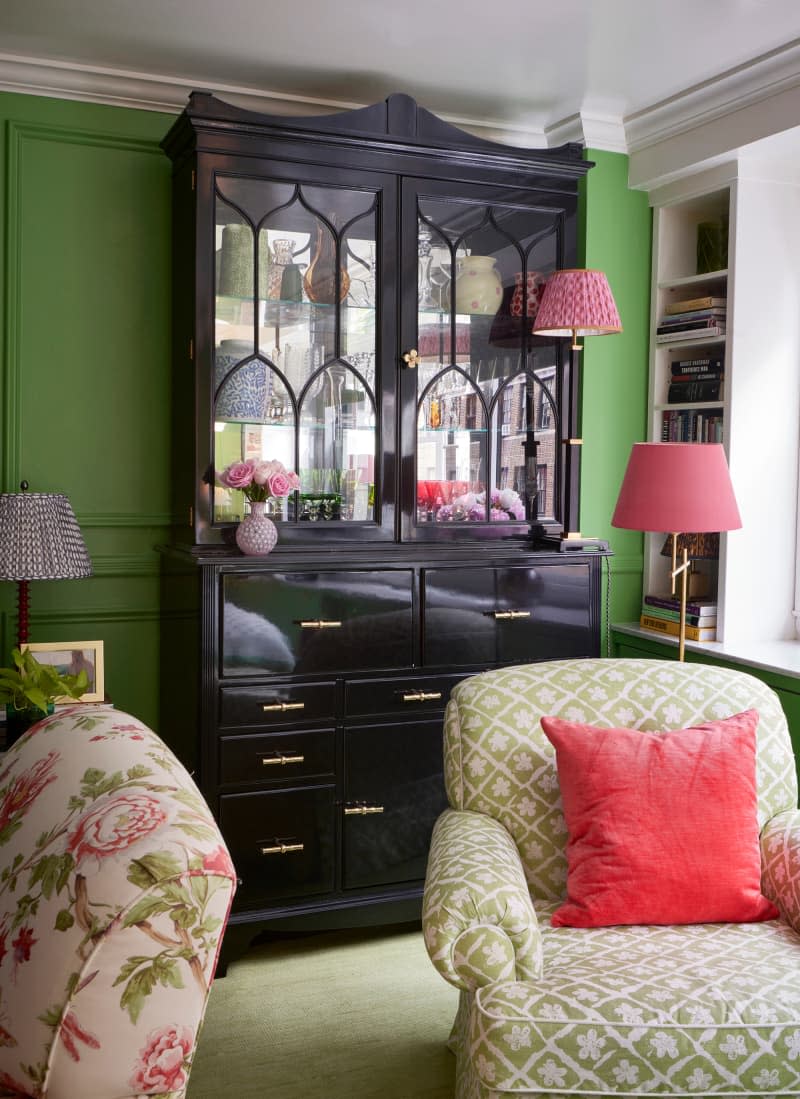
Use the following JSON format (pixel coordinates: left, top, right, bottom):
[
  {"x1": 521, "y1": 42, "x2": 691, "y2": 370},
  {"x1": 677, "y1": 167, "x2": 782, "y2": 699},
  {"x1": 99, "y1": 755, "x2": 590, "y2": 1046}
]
[{"x1": 402, "y1": 348, "x2": 419, "y2": 369}]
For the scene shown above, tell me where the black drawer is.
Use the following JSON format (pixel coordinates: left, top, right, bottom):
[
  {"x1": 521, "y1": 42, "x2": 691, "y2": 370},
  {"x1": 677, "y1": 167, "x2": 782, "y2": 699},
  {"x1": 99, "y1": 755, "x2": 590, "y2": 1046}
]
[
  {"x1": 221, "y1": 569, "x2": 414, "y2": 675},
  {"x1": 221, "y1": 785, "x2": 335, "y2": 909},
  {"x1": 345, "y1": 673, "x2": 466, "y2": 719},
  {"x1": 422, "y1": 563, "x2": 593, "y2": 666},
  {"x1": 220, "y1": 728, "x2": 336, "y2": 786},
  {"x1": 219, "y1": 681, "x2": 337, "y2": 729}
]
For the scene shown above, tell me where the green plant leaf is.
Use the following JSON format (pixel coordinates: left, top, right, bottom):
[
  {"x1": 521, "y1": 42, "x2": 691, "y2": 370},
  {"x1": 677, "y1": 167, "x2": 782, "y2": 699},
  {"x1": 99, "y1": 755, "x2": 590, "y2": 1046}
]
[
  {"x1": 127, "y1": 852, "x2": 183, "y2": 887},
  {"x1": 119, "y1": 965, "x2": 157, "y2": 1023},
  {"x1": 55, "y1": 908, "x2": 75, "y2": 931},
  {"x1": 28, "y1": 853, "x2": 74, "y2": 900},
  {"x1": 122, "y1": 896, "x2": 174, "y2": 928}
]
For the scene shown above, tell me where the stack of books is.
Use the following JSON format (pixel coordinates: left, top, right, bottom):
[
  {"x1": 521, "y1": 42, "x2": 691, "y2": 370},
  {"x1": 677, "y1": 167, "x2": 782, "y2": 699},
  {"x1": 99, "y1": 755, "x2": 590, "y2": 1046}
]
[
  {"x1": 661, "y1": 407, "x2": 723, "y2": 442},
  {"x1": 655, "y1": 295, "x2": 726, "y2": 344},
  {"x1": 667, "y1": 354, "x2": 724, "y2": 403},
  {"x1": 640, "y1": 593, "x2": 718, "y2": 642}
]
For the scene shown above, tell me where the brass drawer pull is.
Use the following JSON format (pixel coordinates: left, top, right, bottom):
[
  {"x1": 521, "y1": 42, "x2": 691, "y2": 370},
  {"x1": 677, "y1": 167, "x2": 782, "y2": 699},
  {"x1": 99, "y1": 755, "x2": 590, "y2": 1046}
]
[
  {"x1": 261, "y1": 841, "x2": 304, "y2": 855},
  {"x1": 298, "y1": 619, "x2": 342, "y2": 629},
  {"x1": 262, "y1": 701, "x2": 306, "y2": 713},
  {"x1": 491, "y1": 610, "x2": 532, "y2": 620},
  {"x1": 344, "y1": 804, "x2": 384, "y2": 816},
  {"x1": 261, "y1": 753, "x2": 305, "y2": 766},
  {"x1": 401, "y1": 690, "x2": 443, "y2": 703}
]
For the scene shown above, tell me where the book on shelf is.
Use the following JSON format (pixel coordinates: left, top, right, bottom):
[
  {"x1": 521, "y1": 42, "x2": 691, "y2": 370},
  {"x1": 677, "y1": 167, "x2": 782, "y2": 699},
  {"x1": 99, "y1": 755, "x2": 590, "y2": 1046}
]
[
  {"x1": 664, "y1": 296, "x2": 726, "y2": 315},
  {"x1": 656, "y1": 325, "x2": 725, "y2": 344},
  {"x1": 670, "y1": 370, "x2": 724, "y2": 381},
  {"x1": 656, "y1": 317, "x2": 727, "y2": 334},
  {"x1": 670, "y1": 356, "x2": 723, "y2": 375},
  {"x1": 640, "y1": 602, "x2": 717, "y2": 628},
  {"x1": 668, "y1": 379, "x2": 724, "y2": 402},
  {"x1": 658, "y1": 308, "x2": 726, "y2": 328},
  {"x1": 661, "y1": 408, "x2": 723, "y2": 442},
  {"x1": 639, "y1": 614, "x2": 717, "y2": 642},
  {"x1": 644, "y1": 593, "x2": 718, "y2": 616}
]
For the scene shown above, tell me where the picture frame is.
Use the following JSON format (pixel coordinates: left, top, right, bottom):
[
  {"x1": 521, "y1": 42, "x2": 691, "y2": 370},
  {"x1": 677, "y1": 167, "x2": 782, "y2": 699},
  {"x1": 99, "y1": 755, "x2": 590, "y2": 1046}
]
[{"x1": 23, "y1": 640, "x2": 105, "y2": 703}]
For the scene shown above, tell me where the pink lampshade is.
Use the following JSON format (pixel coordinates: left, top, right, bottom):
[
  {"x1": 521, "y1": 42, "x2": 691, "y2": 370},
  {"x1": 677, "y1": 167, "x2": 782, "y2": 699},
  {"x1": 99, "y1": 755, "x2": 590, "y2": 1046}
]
[
  {"x1": 612, "y1": 443, "x2": 741, "y2": 533},
  {"x1": 532, "y1": 268, "x2": 622, "y2": 340}
]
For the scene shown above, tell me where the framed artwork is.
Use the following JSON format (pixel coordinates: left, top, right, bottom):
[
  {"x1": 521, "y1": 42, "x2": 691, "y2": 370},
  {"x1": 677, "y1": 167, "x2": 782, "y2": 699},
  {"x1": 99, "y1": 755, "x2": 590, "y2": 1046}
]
[{"x1": 23, "y1": 640, "x2": 105, "y2": 703}]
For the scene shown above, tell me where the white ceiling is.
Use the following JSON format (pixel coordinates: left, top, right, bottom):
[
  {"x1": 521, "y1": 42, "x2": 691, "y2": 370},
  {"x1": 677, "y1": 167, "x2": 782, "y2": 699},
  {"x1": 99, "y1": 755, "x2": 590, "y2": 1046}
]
[{"x1": 2, "y1": 0, "x2": 800, "y2": 183}]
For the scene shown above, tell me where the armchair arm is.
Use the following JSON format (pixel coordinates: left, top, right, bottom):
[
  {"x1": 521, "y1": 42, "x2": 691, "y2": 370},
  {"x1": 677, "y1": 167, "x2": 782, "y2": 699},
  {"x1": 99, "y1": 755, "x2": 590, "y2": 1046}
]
[
  {"x1": 761, "y1": 809, "x2": 800, "y2": 933},
  {"x1": 422, "y1": 808, "x2": 542, "y2": 991}
]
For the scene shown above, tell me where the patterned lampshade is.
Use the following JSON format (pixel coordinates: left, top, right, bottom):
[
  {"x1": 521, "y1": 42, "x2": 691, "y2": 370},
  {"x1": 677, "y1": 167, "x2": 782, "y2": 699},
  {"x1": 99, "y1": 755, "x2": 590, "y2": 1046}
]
[
  {"x1": 0, "y1": 488, "x2": 93, "y2": 651},
  {"x1": 532, "y1": 268, "x2": 622, "y2": 348},
  {"x1": 0, "y1": 491, "x2": 93, "y2": 581}
]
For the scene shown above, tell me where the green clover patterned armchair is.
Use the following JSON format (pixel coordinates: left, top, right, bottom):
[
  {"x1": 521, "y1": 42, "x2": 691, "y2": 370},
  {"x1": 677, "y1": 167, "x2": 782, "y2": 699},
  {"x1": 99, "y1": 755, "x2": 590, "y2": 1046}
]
[
  {"x1": 0, "y1": 705, "x2": 236, "y2": 1099},
  {"x1": 422, "y1": 658, "x2": 800, "y2": 1098}
]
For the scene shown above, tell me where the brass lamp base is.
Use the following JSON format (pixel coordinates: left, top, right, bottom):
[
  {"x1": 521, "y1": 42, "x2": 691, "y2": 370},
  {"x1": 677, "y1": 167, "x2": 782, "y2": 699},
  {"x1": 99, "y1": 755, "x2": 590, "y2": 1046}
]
[{"x1": 669, "y1": 532, "x2": 692, "y2": 662}]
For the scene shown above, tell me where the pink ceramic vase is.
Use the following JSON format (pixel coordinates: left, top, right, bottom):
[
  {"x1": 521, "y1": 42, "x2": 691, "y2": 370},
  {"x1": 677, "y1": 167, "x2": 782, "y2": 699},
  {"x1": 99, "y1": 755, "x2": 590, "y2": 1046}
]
[{"x1": 235, "y1": 500, "x2": 278, "y2": 555}]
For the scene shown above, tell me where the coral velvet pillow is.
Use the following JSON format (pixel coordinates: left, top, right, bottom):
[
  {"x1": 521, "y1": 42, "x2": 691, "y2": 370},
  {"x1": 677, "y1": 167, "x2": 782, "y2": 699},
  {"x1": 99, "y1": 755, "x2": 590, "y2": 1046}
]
[{"x1": 541, "y1": 709, "x2": 779, "y2": 928}]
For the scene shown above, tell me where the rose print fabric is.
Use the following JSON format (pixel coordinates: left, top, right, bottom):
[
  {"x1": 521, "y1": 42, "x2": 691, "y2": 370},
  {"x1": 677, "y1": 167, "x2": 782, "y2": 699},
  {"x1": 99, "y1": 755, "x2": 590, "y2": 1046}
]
[
  {"x1": 423, "y1": 658, "x2": 800, "y2": 1097},
  {"x1": 0, "y1": 706, "x2": 236, "y2": 1098}
]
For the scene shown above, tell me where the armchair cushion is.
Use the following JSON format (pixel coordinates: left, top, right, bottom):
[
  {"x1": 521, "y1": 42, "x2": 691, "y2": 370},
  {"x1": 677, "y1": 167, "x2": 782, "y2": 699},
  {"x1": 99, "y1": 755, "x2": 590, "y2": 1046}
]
[{"x1": 542, "y1": 709, "x2": 778, "y2": 928}]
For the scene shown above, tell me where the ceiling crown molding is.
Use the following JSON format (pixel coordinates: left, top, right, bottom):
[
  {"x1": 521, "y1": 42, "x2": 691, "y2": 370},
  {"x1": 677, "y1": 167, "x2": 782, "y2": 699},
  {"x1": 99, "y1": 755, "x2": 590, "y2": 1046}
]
[
  {"x1": 625, "y1": 37, "x2": 800, "y2": 152},
  {"x1": 0, "y1": 52, "x2": 363, "y2": 117},
  {"x1": 0, "y1": 51, "x2": 549, "y2": 146},
  {"x1": 2, "y1": 39, "x2": 800, "y2": 174},
  {"x1": 545, "y1": 113, "x2": 627, "y2": 154}
]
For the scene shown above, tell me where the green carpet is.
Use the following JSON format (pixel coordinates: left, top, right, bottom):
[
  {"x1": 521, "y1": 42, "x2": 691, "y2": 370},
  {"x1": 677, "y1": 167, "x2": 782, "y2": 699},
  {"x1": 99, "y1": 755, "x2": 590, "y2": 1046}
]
[{"x1": 188, "y1": 923, "x2": 458, "y2": 1099}]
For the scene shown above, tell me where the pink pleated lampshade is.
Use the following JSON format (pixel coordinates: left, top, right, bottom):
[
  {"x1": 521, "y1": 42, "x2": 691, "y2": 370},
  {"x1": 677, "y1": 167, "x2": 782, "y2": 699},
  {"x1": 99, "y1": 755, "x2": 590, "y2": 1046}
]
[{"x1": 532, "y1": 268, "x2": 622, "y2": 342}]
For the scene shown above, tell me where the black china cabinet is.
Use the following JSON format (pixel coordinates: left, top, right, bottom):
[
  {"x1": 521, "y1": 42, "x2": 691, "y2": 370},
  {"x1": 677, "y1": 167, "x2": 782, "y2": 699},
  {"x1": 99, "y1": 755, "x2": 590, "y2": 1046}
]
[{"x1": 160, "y1": 92, "x2": 607, "y2": 970}]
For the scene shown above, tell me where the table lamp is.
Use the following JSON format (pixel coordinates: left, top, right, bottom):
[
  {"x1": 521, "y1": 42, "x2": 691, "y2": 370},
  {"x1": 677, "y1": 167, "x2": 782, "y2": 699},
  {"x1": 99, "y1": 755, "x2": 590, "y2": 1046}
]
[
  {"x1": 0, "y1": 482, "x2": 93, "y2": 650},
  {"x1": 532, "y1": 268, "x2": 622, "y2": 351},
  {"x1": 611, "y1": 443, "x2": 741, "y2": 660},
  {"x1": 532, "y1": 268, "x2": 622, "y2": 542}
]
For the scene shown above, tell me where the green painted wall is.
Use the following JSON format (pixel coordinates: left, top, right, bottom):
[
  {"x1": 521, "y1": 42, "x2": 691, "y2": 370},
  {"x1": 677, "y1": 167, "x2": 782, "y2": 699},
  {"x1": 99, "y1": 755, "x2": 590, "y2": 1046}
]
[
  {"x1": 0, "y1": 97, "x2": 653, "y2": 727},
  {"x1": 579, "y1": 149, "x2": 652, "y2": 646},
  {"x1": 0, "y1": 92, "x2": 174, "y2": 728}
]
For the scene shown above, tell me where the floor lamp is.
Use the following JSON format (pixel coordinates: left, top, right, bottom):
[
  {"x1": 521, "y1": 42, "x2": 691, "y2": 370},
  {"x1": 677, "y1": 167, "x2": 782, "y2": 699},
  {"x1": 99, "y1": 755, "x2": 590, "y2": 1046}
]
[
  {"x1": 532, "y1": 268, "x2": 622, "y2": 541},
  {"x1": 0, "y1": 483, "x2": 93, "y2": 651},
  {"x1": 611, "y1": 443, "x2": 741, "y2": 661}
]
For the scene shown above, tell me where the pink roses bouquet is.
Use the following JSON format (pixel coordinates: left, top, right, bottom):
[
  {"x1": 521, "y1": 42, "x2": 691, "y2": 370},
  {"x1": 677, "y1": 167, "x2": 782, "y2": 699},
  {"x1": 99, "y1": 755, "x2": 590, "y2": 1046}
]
[{"x1": 217, "y1": 458, "x2": 300, "y2": 503}]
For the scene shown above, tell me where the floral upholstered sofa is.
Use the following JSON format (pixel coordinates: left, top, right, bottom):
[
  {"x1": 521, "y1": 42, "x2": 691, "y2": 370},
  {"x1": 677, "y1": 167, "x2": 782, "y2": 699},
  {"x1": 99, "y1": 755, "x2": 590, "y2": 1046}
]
[
  {"x1": 423, "y1": 658, "x2": 800, "y2": 1098},
  {"x1": 0, "y1": 705, "x2": 236, "y2": 1099}
]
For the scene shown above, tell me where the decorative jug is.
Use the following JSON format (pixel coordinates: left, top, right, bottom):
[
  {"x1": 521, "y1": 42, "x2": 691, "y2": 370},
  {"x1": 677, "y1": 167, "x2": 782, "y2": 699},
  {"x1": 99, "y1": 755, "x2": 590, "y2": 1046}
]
[{"x1": 454, "y1": 255, "x2": 503, "y2": 316}]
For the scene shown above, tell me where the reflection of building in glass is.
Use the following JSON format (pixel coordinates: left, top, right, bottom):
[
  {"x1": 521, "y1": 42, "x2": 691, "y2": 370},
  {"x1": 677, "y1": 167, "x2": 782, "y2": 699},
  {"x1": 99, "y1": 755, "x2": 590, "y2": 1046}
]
[{"x1": 418, "y1": 365, "x2": 557, "y2": 521}]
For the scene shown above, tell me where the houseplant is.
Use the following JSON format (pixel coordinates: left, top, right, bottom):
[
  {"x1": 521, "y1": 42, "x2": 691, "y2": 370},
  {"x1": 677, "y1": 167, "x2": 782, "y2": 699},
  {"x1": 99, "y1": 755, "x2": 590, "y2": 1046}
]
[{"x1": 0, "y1": 647, "x2": 89, "y2": 746}]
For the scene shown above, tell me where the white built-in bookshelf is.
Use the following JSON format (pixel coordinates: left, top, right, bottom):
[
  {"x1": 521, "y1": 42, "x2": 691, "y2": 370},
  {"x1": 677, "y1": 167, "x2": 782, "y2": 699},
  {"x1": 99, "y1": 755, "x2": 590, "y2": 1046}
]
[{"x1": 644, "y1": 161, "x2": 800, "y2": 646}]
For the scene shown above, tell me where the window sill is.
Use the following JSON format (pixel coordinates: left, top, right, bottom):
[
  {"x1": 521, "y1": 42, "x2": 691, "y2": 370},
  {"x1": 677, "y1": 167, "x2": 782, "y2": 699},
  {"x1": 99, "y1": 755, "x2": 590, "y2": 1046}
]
[{"x1": 611, "y1": 623, "x2": 800, "y2": 682}]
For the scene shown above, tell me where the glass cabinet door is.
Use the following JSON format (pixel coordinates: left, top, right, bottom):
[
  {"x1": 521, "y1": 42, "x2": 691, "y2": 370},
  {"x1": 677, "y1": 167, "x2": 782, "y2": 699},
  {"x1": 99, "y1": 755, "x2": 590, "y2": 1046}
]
[
  {"x1": 407, "y1": 184, "x2": 568, "y2": 538},
  {"x1": 213, "y1": 176, "x2": 381, "y2": 531}
]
